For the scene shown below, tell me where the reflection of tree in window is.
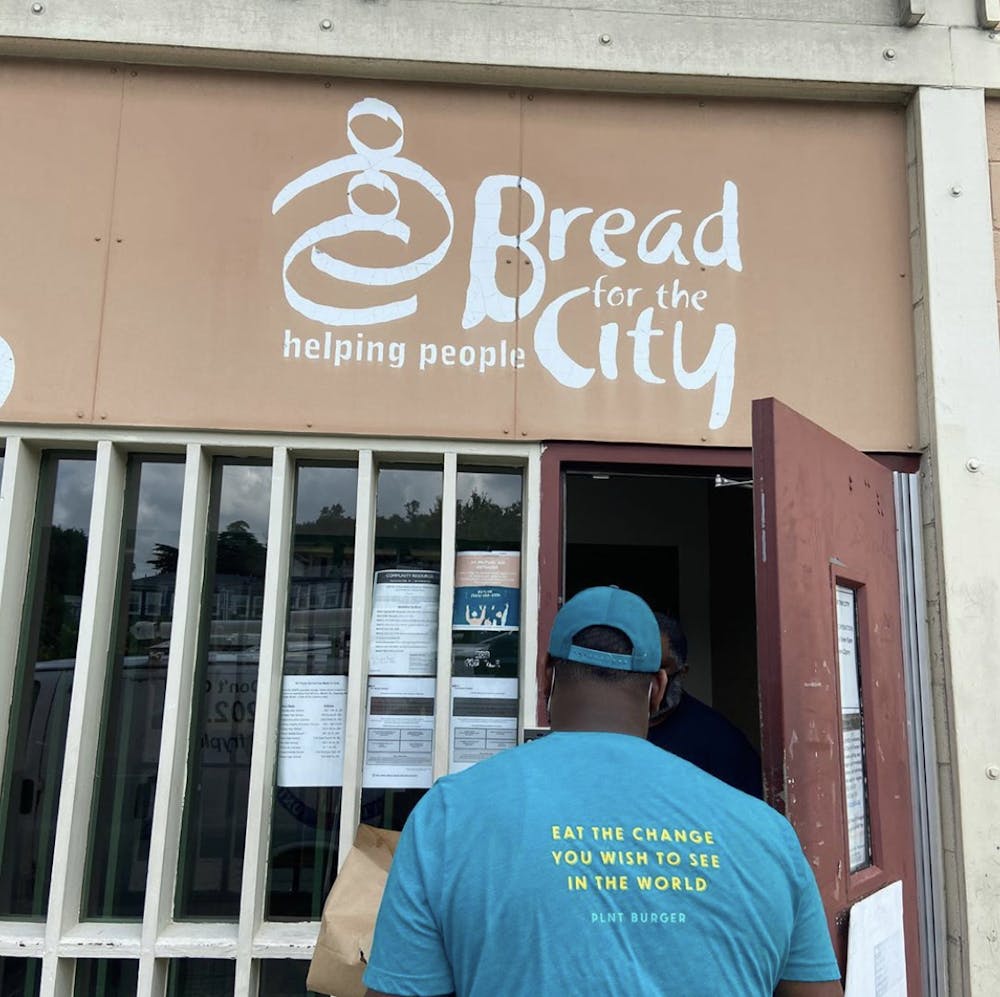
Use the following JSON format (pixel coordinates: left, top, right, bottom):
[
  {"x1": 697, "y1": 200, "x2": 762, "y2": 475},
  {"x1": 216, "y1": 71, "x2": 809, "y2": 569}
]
[
  {"x1": 215, "y1": 520, "x2": 267, "y2": 576},
  {"x1": 37, "y1": 525, "x2": 88, "y2": 660},
  {"x1": 148, "y1": 542, "x2": 179, "y2": 575},
  {"x1": 456, "y1": 490, "x2": 522, "y2": 548},
  {"x1": 373, "y1": 497, "x2": 443, "y2": 571}
]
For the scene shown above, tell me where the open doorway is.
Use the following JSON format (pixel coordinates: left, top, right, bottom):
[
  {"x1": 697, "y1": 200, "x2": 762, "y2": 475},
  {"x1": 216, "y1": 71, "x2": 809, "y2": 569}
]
[
  {"x1": 562, "y1": 469, "x2": 759, "y2": 754},
  {"x1": 545, "y1": 409, "x2": 928, "y2": 987}
]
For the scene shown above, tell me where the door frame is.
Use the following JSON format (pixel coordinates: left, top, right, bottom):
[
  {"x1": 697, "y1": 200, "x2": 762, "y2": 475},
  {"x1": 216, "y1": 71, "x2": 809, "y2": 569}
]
[
  {"x1": 538, "y1": 441, "x2": 918, "y2": 723},
  {"x1": 537, "y1": 439, "x2": 926, "y2": 980}
]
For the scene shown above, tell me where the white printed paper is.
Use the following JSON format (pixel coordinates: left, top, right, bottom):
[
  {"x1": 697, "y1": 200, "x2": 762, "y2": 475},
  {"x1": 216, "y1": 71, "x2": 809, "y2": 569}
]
[
  {"x1": 363, "y1": 676, "x2": 435, "y2": 787},
  {"x1": 842, "y1": 720, "x2": 867, "y2": 867},
  {"x1": 449, "y1": 676, "x2": 518, "y2": 774},
  {"x1": 276, "y1": 674, "x2": 347, "y2": 787},
  {"x1": 845, "y1": 880, "x2": 907, "y2": 997},
  {"x1": 837, "y1": 587, "x2": 861, "y2": 711},
  {"x1": 836, "y1": 585, "x2": 870, "y2": 871},
  {"x1": 368, "y1": 569, "x2": 440, "y2": 676}
]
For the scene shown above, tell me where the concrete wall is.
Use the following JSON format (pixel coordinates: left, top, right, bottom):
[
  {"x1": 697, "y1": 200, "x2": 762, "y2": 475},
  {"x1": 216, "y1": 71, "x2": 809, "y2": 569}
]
[{"x1": 0, "y1": 1, "x2": 996, "y2": 93}]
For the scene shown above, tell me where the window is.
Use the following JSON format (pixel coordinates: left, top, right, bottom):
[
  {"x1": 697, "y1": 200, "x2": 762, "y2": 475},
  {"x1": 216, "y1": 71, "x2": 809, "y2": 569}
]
[
  {"x1": 0, "y1": 436, "x2": 539, "y2": 990},
  {"x1": 0, "y1": 452, "x2": 96, "y2": 917},
  {"x1": 85, "y1": 456, "x2": 185, "y2": 919},
  {"x1": 267, "y1": 462, "x2": 358, "y2": 920}
]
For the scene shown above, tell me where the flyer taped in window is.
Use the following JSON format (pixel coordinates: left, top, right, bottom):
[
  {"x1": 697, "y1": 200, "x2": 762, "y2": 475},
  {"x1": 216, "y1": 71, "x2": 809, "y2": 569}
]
[{"x1": 452, "y1": 551, "x2": 520, "y2": 630}]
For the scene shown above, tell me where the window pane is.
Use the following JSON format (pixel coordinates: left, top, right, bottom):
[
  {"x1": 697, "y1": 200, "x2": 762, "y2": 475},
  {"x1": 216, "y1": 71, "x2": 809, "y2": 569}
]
[
  {"x1": 0, "y1": 957, "x2": 41, "y2": 997},
  {"x1": 176, "y1": 460, "x2": 270, "y2": 919},
  {"x1": 74, "y1": 959, "x2": 139, "y2": 996},
  {"x1": 85, "y1": 457, "x2": 185, "y2": 918},
  {"x1": 166, "y1": 959, "x2": 234, "y2": 997},
  {"x1": 361, "y1": 466, "x2": 442, "y2": 832},
  {"x1": 258, "y1": 960, "x2": 324, "y2": 996},
  {"x1": 451, "y1": 470, "x2": 522, "y2": 774},
  {"x1": 0, "y1": 453, "x2": 95, "y2": 916},
  {"x1": 267, "y1": 464, "x2": 357, "y2": 920}
]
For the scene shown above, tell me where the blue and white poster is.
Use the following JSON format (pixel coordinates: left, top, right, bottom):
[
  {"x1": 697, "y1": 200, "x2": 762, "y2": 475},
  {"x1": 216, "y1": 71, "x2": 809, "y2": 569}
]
[{"x1": 452, "y1": 551, "x2": 520, "y2": 630}]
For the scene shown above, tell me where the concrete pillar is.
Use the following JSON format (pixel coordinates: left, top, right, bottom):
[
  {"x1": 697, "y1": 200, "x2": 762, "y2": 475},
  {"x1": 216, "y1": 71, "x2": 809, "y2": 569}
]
[{"x1": 911, "y1": 86, "x2": 1000, "y2": 996}]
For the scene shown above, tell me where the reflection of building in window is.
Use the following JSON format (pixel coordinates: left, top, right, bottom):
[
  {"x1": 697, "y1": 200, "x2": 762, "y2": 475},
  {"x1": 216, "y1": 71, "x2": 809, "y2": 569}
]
[
  {"x1": 289, "y1": 547, "x2": 355, "y2": 611},
  {"x1": 283, "y1": 559, "x2": 356, "y2": 670},
  {"x1": 201, "y1": 576, "x2": 266, "y2": 622},
  {"x1": 130, "y1": 574, "x2": 177, "y2": 621},
  {"x1": 145, "y1": 589, "x2": 162, "y2": 617}
]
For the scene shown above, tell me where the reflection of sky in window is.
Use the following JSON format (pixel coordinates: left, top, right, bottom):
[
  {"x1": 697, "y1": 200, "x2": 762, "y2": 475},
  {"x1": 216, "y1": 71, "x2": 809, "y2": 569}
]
[
  {"x1": 52, "y1": 457, "x2": 96, "y2": 532},
  {"x1": 376, "y1": 467, "x2": 442, "y2": 518},
  {"x1": 457, "y1": 470, "x2": 522, "y2": 508},
  {"x1": 132, "y1": 461, "x2": 185, "y2": 579},
  {"x1": 29, "y1": 459, "x2": 522, "y2": 578},
  {"x1": 217, "y1": 463, "x2": 271, "y2": 542},
  {"x1": 295, "y1": 466, "x2": 358, "y2": 524}
]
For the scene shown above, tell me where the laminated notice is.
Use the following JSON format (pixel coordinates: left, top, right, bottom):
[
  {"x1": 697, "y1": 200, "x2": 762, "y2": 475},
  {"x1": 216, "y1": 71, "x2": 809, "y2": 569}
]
[{"x1": 368, "y1": 569, "x2": 440, "y2": 676}]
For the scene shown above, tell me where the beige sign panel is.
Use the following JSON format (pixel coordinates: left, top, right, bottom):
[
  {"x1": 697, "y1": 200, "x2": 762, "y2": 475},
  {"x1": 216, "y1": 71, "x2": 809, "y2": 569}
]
[
  {"x1": 0, "y1": 63, "x2": 916, "y2": 449},
  {"x1": 0, "y1": 62, "x2": 122, "y2": 424}
]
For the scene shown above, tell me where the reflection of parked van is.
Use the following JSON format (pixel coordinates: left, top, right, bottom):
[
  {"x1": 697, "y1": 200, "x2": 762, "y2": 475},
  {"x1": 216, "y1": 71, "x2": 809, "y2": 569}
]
[
  {"x1": 6, "y1": 649, "x2": 266, "y2": 916},
  {"x1": 1, "y1": 655, "x2": 169, "y2": 916}
]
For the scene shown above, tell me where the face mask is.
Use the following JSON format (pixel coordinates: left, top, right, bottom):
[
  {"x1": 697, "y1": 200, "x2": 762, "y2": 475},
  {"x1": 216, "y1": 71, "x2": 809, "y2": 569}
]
[{"x1": 650, "y1": 671, "x2": 684, "y2": 723}]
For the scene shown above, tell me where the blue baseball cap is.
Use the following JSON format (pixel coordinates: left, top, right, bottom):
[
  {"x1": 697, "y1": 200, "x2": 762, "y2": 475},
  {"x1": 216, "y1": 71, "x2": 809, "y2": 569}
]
[{"x1": 548, "y1": 586, "x2": 661, "y2": 673}]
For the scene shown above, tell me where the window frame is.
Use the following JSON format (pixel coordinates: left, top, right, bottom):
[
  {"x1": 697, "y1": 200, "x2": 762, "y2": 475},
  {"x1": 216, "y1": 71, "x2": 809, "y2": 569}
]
[{"x1": 0, "y1": 429, "x2": 540, "y2": 997}]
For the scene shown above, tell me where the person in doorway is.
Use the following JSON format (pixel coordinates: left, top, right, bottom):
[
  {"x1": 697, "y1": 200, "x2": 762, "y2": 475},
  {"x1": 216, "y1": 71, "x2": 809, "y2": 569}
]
[
  {"x1": 363, "y1": 586, "x2": 842, "y2": 997},
  {"x1": 648, "y1": 611, "x2": 765, "y2": 798}
]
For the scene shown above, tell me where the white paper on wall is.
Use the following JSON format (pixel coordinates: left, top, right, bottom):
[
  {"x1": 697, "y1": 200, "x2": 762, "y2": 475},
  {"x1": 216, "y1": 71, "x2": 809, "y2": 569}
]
[
  {"x1": 845, "y1": 880, "x2": 907, "y2": 997},
  {"x1": 276, "y1": 674, "x2": 348, "y2": 787},
  {"x1": 363, "y1": 676, "x2": 436, "y2": 788},
  {"x1": 449, "y1": 676, "x2": 518, "y2": 774}
]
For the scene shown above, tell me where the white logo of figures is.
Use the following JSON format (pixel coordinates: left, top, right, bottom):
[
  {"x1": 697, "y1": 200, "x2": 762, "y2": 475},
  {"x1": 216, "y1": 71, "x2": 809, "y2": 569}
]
[
  {"x1": 0, "y1": 336, "x2": 14, "y2": 409},
  {"x1": 272, "y1": 98, "x2": 455, "y2": 327}
]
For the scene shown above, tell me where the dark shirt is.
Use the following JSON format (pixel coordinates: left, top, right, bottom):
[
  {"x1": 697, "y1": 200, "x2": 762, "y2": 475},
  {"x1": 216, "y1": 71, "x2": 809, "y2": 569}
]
[{"x1": 647, "y1": 691, "x2": 764, "y2": 798}]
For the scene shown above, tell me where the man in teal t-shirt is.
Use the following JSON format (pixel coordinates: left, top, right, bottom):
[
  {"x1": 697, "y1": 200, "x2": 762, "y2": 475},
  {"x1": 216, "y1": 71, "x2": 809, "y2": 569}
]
[{"x1": 365, "y1": 586, "x2": 842, "y2": 997}]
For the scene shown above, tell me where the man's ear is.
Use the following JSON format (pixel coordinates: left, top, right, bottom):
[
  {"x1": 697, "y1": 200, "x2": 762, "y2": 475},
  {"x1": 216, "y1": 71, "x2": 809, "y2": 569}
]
[
  {"x1": 542, "y1": 659, "x2": 554, "y2": 698},
  {"x1": 649, "y1": 668, "x2": 669, "y2": 712},
  {"x1": 543, "y1": 659, "x2": 556, "y2": 723}
]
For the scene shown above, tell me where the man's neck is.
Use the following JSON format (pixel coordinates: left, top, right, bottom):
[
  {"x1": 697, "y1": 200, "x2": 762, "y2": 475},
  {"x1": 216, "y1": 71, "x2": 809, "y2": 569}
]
[{"x1": 551, "y1": 713, "x2": 649, "y2": 739}]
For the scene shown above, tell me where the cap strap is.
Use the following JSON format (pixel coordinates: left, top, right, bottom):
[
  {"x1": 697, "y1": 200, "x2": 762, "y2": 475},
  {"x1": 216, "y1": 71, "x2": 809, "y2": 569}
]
[{"x1": 565, "y1": 645, "x2": 634, "y2": 671}]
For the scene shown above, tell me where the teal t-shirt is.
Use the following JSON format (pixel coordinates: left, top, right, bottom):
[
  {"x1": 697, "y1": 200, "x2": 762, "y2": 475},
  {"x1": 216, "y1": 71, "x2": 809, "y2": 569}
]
[{"x1": 364, "y1": 732, "x2": 840, "y2": 996}]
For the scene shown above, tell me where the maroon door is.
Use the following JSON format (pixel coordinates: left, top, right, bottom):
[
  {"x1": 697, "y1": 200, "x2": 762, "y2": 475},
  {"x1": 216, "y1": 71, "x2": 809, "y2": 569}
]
[{"x1": 753, "y1": 398, "x2": 921, "y2": 991}]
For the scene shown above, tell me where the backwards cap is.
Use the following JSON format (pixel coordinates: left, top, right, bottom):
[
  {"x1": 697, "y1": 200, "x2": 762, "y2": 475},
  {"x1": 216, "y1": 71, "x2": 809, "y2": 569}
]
[{"x1": 548, "y1": 586, "x2": 661, "y2": 673}]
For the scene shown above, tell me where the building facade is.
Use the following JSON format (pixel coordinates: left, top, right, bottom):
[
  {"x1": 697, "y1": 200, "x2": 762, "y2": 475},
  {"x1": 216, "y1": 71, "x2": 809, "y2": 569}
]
[{"x1": 0, "y1": 2, "x2": 998, "y2": 995}]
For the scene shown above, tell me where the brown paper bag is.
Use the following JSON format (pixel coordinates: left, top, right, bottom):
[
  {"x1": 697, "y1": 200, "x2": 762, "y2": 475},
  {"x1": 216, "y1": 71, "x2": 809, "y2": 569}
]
[{"x1": 307, "y1": 824, "x2": 401, "y2": 997}]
